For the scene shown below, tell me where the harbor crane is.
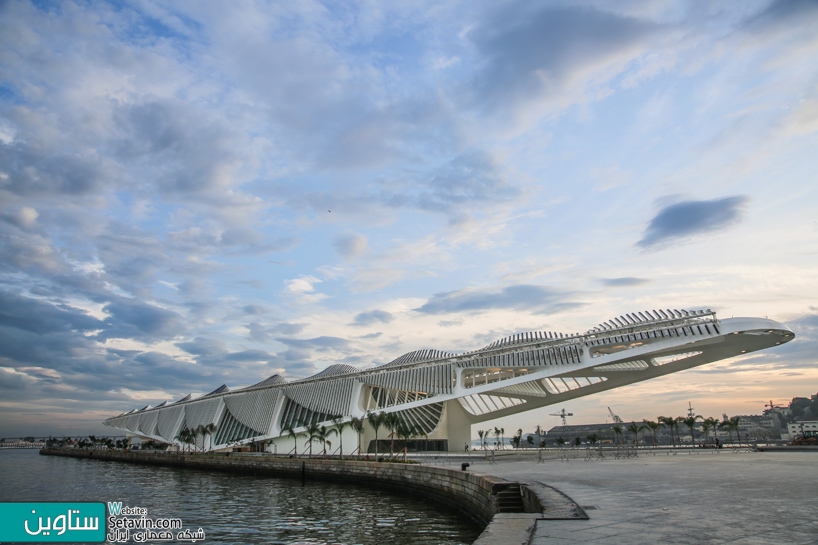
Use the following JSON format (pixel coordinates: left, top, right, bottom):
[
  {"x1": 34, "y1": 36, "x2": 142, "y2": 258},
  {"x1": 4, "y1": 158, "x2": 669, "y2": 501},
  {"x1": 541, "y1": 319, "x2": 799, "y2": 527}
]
[
  {"x1": 608, "y1": 407, "x2": 623, "y2": 424},
  {"x1": 550, "y1": 408, "x2": 573, "y2": 426}
]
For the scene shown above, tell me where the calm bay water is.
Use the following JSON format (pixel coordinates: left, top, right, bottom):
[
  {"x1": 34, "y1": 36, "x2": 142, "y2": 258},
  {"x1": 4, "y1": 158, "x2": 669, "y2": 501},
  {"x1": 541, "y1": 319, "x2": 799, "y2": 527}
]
[{"x1": 0, "y1": 449, "x2": 481, "y2": 545}]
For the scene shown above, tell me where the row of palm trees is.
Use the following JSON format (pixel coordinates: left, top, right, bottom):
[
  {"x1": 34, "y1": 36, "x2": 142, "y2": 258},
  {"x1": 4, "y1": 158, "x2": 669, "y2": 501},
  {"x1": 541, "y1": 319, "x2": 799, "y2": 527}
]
[
  {"x1": 605, "y1": 415, "x2": 742, "y2": 445},
  {"x1": 280, "y1": 411, "x2": 426, "y2": 461},
  {"x1": 175, "y1": 423, "x2": 217, "y2": 453},
  {"x1": 476, "y1": 427, "x2": 506, "y2": 449}
]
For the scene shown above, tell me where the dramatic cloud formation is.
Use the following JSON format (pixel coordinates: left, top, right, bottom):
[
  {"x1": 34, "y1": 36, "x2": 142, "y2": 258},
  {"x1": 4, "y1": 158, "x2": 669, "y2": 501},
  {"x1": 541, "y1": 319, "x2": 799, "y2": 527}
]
[
  {"x1": 468, "y1": 2, "x2": 658, "y2": 124},
  {"x1": 416, "y1": 285, "x2": 582, "y2": 315},
  {"x1": 638, "y1": 197, "x2": 749, "y2": 248},
  {"x1": 351, "y1": 310, "x2": 394, "y2": 327}
]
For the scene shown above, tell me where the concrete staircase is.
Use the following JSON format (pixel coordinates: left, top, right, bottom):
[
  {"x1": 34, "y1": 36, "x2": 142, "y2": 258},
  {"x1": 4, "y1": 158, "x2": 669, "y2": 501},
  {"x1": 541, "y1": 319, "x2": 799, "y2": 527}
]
[{"x1": 495, "y1": 483, "x2": 525, "y2": 512}]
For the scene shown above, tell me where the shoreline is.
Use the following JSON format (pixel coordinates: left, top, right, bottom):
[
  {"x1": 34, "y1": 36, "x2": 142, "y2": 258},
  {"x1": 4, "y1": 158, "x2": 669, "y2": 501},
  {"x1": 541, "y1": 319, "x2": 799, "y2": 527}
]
[{"x1": 40, "y1": 448, "x2": 568, "y2": 543}]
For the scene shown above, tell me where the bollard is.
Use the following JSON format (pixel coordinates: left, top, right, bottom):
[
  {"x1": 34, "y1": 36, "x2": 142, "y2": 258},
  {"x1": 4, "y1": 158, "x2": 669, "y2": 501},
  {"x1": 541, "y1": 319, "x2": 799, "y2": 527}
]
[{"x1": 461, "y1": 462, "x2": 470, "y2": 471}]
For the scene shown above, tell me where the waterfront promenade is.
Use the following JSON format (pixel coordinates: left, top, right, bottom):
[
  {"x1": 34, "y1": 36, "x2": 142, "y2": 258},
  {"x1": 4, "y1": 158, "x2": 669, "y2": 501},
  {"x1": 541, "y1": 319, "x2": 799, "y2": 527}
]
[
  {"x1": 39, "y1": 447, "x2": 818, "y2": 544},
  {"x1": 459, "y1": 448, "x2": 818, "y2": 544}
]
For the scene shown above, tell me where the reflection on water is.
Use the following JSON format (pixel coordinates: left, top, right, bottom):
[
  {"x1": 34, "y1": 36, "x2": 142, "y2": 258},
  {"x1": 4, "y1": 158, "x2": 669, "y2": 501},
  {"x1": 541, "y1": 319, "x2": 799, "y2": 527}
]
[{"x1": 0, "y1": 449, "x2": 481, "y2": 544}]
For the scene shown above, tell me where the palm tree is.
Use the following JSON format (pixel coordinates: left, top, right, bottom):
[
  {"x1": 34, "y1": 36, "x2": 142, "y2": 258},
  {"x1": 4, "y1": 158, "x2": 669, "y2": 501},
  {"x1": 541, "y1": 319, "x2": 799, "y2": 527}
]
[
  {"x1": 394, "y1": 419, "x2": 415, "y2": 461},
  {"x1": 730, "y1": 416, "x2": 742, "y2": 443},
  {"x1": 500, "y1": 427, "x2": 506, "y2": 449},
  {"x1": 658, "y1": 416, "x2": 676, "y2": 445},
  {"x1": 332, "y1": 416, "x2": 348, "y2": 457},
  {"x1": 349, "y1": 417, "x2": 365, "y2": 457},
  {"x1": 281, "y1": 425, "x2": 298, "y2": 456},
  {"x1": 720, "y1": 416, "x2": 741, "y2": 442},
  {"x1": 701, "y1": 417, "x2": 716, "y2": 443},
  {"x1": 612, "y1": 425, "x2": 623, "y2": 444},
  {"x1": 304, "y1": 422, "x2": 321, "y2": 457},
  {"x1": 643, "y1": 419, "x2": 660, "y2": 445},
  {"x1": 367, "y1": 411, "x2": 384, "y2": 457},
  {"x1": 478, "y1": 430, "x2": 485, "y2": 449},
  {"x1": 627, "y1": 421, "x2": 647, "y2": 444},
  {"x1": 493, "y1": 427, "x2": 501, "y2": 449},
  {"x1": 175, "y1": 428, "x2": 195, "y2": 453},
  {"x1": 317, "y1": 425, "x2": 335, "y2": 457},
  {"x1": 515, "y1": 428, "x2": 523, "y2": 449},
  {"x1": 201, "y1": 423, "x2": 217, "y2": 451},
  {"x1": 384, "y1": 412, "x2": 400, "y2": 458},
  {"x1": 680, "y1": 415, "x2": 702, "y2": 444},
  {"x1": 192, "y1": 425, "x2": 206, "y2": 452}
]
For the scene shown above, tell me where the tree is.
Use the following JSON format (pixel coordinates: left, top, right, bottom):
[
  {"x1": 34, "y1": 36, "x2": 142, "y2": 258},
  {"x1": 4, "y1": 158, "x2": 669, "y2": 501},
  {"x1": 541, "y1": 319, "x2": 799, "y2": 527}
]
[
  {"x1": 394, "y1": 419, "x2": 415, "y2": 461},
  {"x1": 556, "y1": 437, "x2": 566, "y2": 447},
  {"x1": 511, "y1": 429, "x2": 522, "y2": 449},
  {"x1": 790, "y1": 397, "x2": 811, "y2": 419},
  {"x1": 574, "y1": 437, "x2": 582, "y2": 447},
  {"x1": 500, "y1": 427, "x2": 506, "y2": 449},
  {"x1": 478, "y1": 430, "x2": 485, "y2": 449},
  {"x1": 201, "y1": 423, "x2": 217, "y2": 452},
  {"x1": 317, "y1": 425, "x2": 334, "y2": 457},
  {"x1": 384, "y1": 413, "x2": 400, "y2": 458},
  {"x1": 642, "y1": 419, "x2": 660, "y2": 444},
  {"x1": 809, "y1": 394, "x2": 818, "y2": 419},
  {"x1": 673, "y1": 417, "x2": 684, "y2": 444},
  {"x1": 304, "y1": 422, "x2": 321, "y2": 457},
  {"x1": 175, "y1": 428, "x2": 195, "y2": 453},
  {"x1": 720, "y1": 416, "x2": 741, "y2": 442},
  {"x1": 493, "y1": 427, "x2": 501, "y2": 449},
  {"x1": 626, "y1": 421, "x2": 647, "y2": 444},
  {"x1": 658, "y1": 416, "x2": 676, "y2": 445},
  {"x1": 367, "y1": 412, "x2": 384, "y2": 457},
  {"x1": 701, "y1": 417, "x2": 716, "y2": 442},
  {"x1": 332, "y1": 416, "x2": 348, "y2": 457},
  {"x1": 526, "y1": 434, "x2": 535, "y2": 447},
  {"x1": 612, "y1": 425, "x2": 623, "y2": 444},
  {"x1": 281, "y1": 425, "x2": 298, "y2": 456},
  {"x1": 729, "y1": 416, "x2": 741, "y2": 442},
  {"x1": 587, "y1": 433, "x2": 598, "y2": 445},
  {"x1": 349, "y1": 417, "x2": 364, "y2": 457},
  {"x1": 679, "y1": 415, "x2": 700, "y2": 444}
]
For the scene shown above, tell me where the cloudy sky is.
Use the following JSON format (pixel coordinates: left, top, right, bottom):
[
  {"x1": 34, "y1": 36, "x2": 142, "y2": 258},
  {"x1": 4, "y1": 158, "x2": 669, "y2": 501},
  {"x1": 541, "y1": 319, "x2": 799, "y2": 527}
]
[{"x1": 1, "y1": 0, "x2": 817, "y2": 438}]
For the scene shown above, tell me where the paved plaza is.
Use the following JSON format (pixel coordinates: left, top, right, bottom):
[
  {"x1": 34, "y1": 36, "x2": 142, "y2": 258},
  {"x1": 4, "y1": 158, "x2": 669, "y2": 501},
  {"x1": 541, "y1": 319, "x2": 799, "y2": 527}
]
[{"x1": 462, "y1": 449, "x2": 818, "y2": 544}]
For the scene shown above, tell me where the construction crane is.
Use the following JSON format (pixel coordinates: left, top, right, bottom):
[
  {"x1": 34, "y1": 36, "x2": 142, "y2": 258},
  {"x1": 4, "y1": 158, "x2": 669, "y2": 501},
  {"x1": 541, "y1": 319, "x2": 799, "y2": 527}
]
[
  {"x1": 550, "y1": 408, "x2": 573, "y2": 426},
  {"x1": 608, "y1": 407, "x2": 623, "y2": 424}
]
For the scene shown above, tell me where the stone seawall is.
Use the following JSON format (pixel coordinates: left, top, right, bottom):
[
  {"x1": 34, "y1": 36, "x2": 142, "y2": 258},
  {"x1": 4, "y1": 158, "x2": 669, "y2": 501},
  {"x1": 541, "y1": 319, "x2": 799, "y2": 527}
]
[{"x1": 40, "y1": 449, "x2": 527, "y2": 528}]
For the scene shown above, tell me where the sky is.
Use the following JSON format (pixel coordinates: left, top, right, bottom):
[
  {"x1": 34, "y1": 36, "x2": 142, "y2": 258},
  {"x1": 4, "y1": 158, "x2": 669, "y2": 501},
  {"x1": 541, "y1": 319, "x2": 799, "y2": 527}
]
[{"x1": 1, "y1": 0, "x2": 817, "y2": 438}]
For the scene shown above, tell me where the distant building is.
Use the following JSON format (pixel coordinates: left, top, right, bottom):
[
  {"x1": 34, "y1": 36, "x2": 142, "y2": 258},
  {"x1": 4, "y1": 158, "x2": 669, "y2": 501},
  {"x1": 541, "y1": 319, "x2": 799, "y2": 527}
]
[{"x1": 787, "y1": 421, "x2": 818, "y2": 440}]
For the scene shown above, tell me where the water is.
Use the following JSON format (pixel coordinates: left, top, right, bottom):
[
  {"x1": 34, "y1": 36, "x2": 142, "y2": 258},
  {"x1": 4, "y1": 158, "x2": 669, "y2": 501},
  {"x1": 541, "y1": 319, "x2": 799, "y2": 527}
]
[{"x1": 0, "y1": 449, "x2": 481, "y2": 544}]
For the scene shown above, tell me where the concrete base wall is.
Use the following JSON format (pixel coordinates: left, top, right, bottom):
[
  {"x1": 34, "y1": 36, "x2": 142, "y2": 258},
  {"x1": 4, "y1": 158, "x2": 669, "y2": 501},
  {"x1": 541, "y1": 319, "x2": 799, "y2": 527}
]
[{"x1": 40, "y1": 449, "x2": 521, "y2": 527}]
